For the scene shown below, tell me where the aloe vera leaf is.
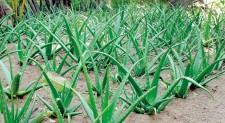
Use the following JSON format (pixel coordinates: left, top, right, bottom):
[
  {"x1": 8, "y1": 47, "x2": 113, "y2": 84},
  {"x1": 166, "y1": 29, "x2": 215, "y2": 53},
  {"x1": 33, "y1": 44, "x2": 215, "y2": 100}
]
[
  {"x1": 56, "y1": 51, "x2": 70, "y2": 73},
  {"x1": 0, "y1": 50, "x2": 22, "y2": 60},
  {"x1": 31, "y1": 110, "x2": 54, "y2": 123},
  {"x1": 17, "y1": 74, "x2": 42, "y2": 121},
  {"x1": 36, "y1": 20, "x2": 78, "y2": 62},
  {"x1": 64, "y1": 16, "x2": 80, "y2": 60},
  {"x1": 56, "y1": 98, "x2": 65, "y2": 113},
  {"x1": 156, "y1": 96, "x2": 174, "y2": 113},
  {"x1": 204, "y1": 9, "x2": 212, "y2": 41},
  {"x1": 42, "y1": 72, "x2": 66, "y2": 113},
  {"x1": 16, "y1": 38, "x2": 23, "y2": 63},
  {"x1": 171, "y1": 48, "x2": 185, "y2": 73},
  {"x1": 11, "y1": 72, "x2": 21, "y2": 95},
  {"x1": 178, "y1": 64, "x2": 191, "y2": 98},
  {"x1": 0, "y1": 79, "x2": 11, "y2": 123},
  {"x1": 160, "y1": 76, "x2": 211, "y2": 102},
  {"x1": 102, "y1": 67, "x2": 110, "y2": 123},
  {"x1": 42, "y1": 72, "x2": 76, "y2": 92},
  {"x1": 119, "y1": 97, "x2": 144, "y2": 114},
  {"x1": 0, "y1": 60, "x2": 12, "y2": 85},
  {"x1": 200, "y1": 70, "x2": 225, "y2": 86},
  {"x1": 195, "y1": 58, "x2": 225, "y2": 84},
  {"x1": 37, "y1": 95, "x2": 54, "y2": 111},
  {"x1": 48, "y1": 94, "x2": 64, "y2": 123},
  {"x1": 65, "y1": 33, "x2": 99, "y2": 122},
  {"x1": 87, "y1": 11, "x2": 123, "y2": 51},
  {"x1": 23, "y1": 97, "x2": 36, "y2": 123},
  {"x1": 46, "y1": 21, "x2": 63, "y2": 60},
  {"x1": 149, "y1": 48, "x2": 170, "y2": 104},
  {"x1": 66, "y1": 102, "x2": 81, "y2": 113},
  {"x1": 94, "y1": 51, "x2": 150, "y2": 106},
  {"x1": 94, "y1": 57, "x2": 149, "y2": 123},
  {"x1": 117, "y1": 87, "x2": 156, "y2": 123},
  {"x1": 70, "y1": 89, "x2": 95, "y2": 122},
  {"x1": 15, "y1": 85, "x2": 44, "y2": 97}
]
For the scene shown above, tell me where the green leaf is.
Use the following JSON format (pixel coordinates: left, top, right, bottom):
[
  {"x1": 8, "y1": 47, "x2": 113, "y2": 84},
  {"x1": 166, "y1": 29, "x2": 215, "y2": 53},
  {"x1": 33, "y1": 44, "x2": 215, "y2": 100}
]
[
  {"x1": 17, "y1": 74, "x2": 42, "y2": 121},
  {"x1": 0, "y1": 79, "x2": 11, "y2": 123},
  {"x1": 11, "y1": 72, "x2": 21, "y2": 95},
  {"x1": 117, "y1": 87, "x2": 156, "y2": 123},
  {"x1": 178, "y1": 64, "x2": 191, "y2": 98},
  {"x1": 101, "y1": 67, "x2": 110, "y2": 123},
  {"x1": 149, "y1": 48, "x2": 170, "y2": 104},
  {"x1": 94, "y1": 51, "x2": 150, "y2": 106},
  {"x1": 0, "y1": 60, "x2": 12, "y2": 85}
]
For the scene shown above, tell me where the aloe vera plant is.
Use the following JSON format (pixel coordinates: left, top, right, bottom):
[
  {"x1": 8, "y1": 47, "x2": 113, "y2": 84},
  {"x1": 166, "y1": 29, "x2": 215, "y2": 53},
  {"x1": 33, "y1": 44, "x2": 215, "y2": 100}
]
[
  {"x1": 0, "y1": 14, "x2": 13, "y2": 54},
  {"x1": 24, "y1": 58, "x2": 81, "y2": 122},
  {"x1": 0, "y1": 60, "x2": 44, "y2": 97},
  {"x1": 171, "y1": 28, "x2": 225, "y2": 98},
  {"x1": 0, "y1": 74, "x2": 42, "y2": 123},
  {"x1": 34, "y1": 72, "x2": 81, "y2": 120}
]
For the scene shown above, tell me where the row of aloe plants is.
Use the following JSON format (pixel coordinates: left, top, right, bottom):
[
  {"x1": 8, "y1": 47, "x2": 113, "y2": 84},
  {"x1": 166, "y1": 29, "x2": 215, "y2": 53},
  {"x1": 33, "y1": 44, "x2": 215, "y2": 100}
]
[{"x1": 0, "y1": 3, "x2": 225, "y2": 123}]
